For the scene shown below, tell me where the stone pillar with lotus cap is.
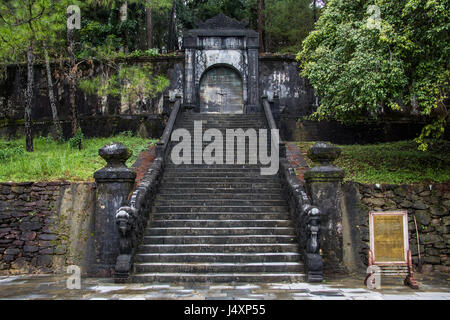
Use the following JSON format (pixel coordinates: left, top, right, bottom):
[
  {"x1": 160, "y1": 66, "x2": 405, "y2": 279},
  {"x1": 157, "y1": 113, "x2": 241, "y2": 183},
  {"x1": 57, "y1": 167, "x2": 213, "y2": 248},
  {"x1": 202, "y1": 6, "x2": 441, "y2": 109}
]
[
  {"x1": 305, "y1": 142, "x2": 346, "y2": 273},
  {"x1": 91, "y1": 143, "x2": 136, "y2": 277}
]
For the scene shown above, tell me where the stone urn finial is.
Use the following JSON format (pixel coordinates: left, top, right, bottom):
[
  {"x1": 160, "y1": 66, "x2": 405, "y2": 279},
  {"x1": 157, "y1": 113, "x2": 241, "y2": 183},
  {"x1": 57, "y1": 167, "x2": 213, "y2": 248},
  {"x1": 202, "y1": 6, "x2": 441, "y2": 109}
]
[
  {"x1": 307, "y1": 142, "x2": 341, "y2": 166},
  {"x1": 94, "y1": 143, "x2": 136, "y2": 182},
  {"x1": 99, "y1": 143, "x2": 133, "y2": 168}
]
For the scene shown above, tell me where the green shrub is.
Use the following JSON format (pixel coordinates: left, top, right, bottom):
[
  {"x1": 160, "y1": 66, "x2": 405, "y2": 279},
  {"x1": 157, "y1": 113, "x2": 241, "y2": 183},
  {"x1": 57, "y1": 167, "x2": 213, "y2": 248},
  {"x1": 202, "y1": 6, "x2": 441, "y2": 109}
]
[
  {"x1": 0, "y1": 141, "x2": 24, "y2": 160},
  {"x1": 69, "y1": 128, "x2": 84, "y2": 150}
]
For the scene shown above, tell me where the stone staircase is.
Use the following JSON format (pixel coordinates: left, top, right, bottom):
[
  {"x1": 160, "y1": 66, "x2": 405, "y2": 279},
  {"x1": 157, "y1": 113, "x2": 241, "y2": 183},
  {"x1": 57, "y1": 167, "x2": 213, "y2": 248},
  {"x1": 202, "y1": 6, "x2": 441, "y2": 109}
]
[{"x1": 131, "y1": 112, "x2": 305, "y2": 282}]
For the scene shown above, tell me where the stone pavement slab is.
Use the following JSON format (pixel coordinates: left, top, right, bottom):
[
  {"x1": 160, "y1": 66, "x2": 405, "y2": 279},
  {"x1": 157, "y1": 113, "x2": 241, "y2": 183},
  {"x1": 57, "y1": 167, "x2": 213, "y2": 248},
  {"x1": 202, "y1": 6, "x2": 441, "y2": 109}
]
[{"x1": 0, "y1": 273, "x2": 448, "y2": 300}]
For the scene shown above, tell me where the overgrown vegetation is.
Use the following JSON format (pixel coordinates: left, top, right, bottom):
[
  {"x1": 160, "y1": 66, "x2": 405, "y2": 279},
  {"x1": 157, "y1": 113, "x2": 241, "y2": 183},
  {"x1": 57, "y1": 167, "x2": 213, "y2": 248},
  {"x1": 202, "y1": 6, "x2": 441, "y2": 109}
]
[
  {"x1": 79, "y1": 63, "x2": 169, "y2": 110},
  {"x1": 0, "y1": 134, "x2": 156, "y2": 182},
  {"x1": 296, "y1": 140, "x2": 450, "y2": 184},
  {"x1": 298, "y1": 0, "x2": 449, "y2": 150}
]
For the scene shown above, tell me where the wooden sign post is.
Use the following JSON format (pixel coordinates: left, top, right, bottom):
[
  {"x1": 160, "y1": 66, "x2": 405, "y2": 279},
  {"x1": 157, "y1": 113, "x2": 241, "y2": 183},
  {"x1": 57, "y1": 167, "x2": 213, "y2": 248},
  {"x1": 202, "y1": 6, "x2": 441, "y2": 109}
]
[{"x1": 365, "y1": 211, "x2": 418, "y2": 289}]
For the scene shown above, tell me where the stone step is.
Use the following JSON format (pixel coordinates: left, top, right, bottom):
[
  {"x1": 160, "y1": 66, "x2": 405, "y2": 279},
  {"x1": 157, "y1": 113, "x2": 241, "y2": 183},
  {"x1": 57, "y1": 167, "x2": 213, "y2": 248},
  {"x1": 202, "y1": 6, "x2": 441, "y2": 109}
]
[
  {"x1": 165, "y1": 164, "x2": 263, "y2": 169},
  {"x1": 138, "y1": 243, "x2": 300, "y2": 253},
  {"x1": 150, "y1": 219, "x2": 293, "y2": 228},
  {"x1": 130, "y1": 272, "x2": 305, "y2": 283},
  {"x1": 143, "y1": 235, "x2": 297, "y2": 245},
  {"x1": 135, "y1": 252, "x2": 301, "y2": 263},
  {"x1": 133, "y1": 262, "x2": 303, "y2": 273},
  {"x1": 182, "y1": 115, "x2": 265, "y2": 119},
  {"x1": 158, "y1": 188, "x2": 284, "y2": 194},
  {"x1": 161, "y1": 177, "x2": 279, "y2": 183},
  {"x1": 167, "y1": 161, "x2": 271, "y2": 166},
  {"x1": 176, "y1": 127, "x2": 266, "y2": 131},
  {"x1": 170, "y1": 148, "x2": 261, "y2": 153},
  {"x1": 163, "y1": 172, "x2": 271, "y2": 178},
  {"x1": 154, "y1": 200, "x2": 287, "y2": 207},
  {"x1": 153, "y1": 206, "x2": 288, "y2": 213},
  {"x1": 178, "y1": 124, "x2": 266, "y2": 128},
  {"x1": 159, "y1": 183, "x2": 282, "y2": 189},
  {"x1": 145, "y1": 227, "x2": 295, "y2": 236},
  {"x1": 153, "y1": 212, "x2": 290, "y2": 220},
  {"x1": 176, "y1": 123, "x2": 266, "y2": 127},
  {"x1": 179, "y1": 118, "x2": 264, "y2": 122},
  {"x1": 164, "y1": 168, "x2": 263, "y2": 173},
  {"x1": 155, "y1": 194, "x2": 285, "y2": 201}
]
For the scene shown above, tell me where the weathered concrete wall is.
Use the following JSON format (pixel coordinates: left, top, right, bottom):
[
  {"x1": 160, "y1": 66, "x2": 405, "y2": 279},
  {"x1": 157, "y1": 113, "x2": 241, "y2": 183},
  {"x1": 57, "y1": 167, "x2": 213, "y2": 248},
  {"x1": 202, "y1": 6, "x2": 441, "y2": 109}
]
[
  {"x1": 0, "y1": 115, "x2": 164, "y2": 140},
  {"x1": 292, "y1": 120, "x2": 450, "y2": 144},
  {"x1": 341, "y1": 182, "x2": 450, "y2": 274},
  {"x1": 0, "y1": 56, "x2": 184, "y2": 139},
  {"x1": 0, "y1": 182, "x2": 95, "y2": 275},
  {"x1": 259, "y1": 55, "x2": 316, "y2": 140},
  {"x1": 1, "y1": 55, "x2": 318, "y2": 140}
]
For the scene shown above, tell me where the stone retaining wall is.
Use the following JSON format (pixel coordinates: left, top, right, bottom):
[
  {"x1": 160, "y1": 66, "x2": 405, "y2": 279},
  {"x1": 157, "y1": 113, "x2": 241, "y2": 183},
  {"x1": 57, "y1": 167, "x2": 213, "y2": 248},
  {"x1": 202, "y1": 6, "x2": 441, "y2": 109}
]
[
  {"x1": 0, "y1": 182, "x2": 95, "y2": 275},
  {"x1": 342, "y1": 182, "x2": 450, "y2": 273},
  {"x1": 2, "y1": 179, "x2": 449, "y2": 275}
]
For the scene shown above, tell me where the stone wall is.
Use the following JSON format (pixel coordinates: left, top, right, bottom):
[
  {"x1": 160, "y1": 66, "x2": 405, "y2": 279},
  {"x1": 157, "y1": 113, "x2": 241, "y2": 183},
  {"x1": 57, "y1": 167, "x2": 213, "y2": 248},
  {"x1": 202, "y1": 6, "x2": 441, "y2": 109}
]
[
  {"x1": 0, "y1": 114, "x2": 164, "y2": 140},
  {"x1": 341, "y1": 182, "x2": 450, "y2": 273},
  {"x1": 0, "y1": 56, "x2": 184, "y2": 139},
  {"x1": 0, "y1": 55, "x2": 318, "y2": 141},
  {"x1": 290, "y1": 119, "x2": 450, "y2": 144},
  {"x1": 259, "y1": 55, "x2": 315, "y2": 140},
  {"x1": 0, "y1": 182, "x2": 95, "y2": 275}
]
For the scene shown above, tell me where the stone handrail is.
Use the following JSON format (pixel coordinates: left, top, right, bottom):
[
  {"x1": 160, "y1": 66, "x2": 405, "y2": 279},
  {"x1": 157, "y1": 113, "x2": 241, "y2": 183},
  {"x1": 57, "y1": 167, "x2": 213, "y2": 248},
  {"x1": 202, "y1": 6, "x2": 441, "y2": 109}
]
[
  {"x1": 261, "y1": 97, "x2": 286, "y2": 158},
  {"x1": 279, "y1": 159, "x2": 323, "y2": 282},
  {"x1": 156, "y1": 98, "x2": 182, "y2": 160},
  {"x1": 114, "y1": 96, "x2": 182, "y2": 282},
  {"x1": 261, "y1": 95, "x2": 323, "y2": 282}
]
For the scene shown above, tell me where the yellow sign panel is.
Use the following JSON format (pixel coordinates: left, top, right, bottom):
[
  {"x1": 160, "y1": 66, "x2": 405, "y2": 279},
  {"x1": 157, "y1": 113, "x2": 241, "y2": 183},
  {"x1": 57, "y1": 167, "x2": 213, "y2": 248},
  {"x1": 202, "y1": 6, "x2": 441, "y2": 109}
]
[{"x1": 370, "y1": 211, "x2": 408, "y2": 264}]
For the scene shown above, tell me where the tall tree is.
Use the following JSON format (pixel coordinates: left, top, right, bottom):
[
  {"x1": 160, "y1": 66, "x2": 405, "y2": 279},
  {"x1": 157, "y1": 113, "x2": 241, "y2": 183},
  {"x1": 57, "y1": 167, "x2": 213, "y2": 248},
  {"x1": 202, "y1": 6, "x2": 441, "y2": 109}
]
[
  {"x1": 313, "y1": 0, "x2": 317, "y2": 23},
  {"x1": 146, "y1": 1, "x2": 153, "y2": 49},
  {"x1": 43, "y1": 43, "x2": 63, "y2": 141},
  {"x1": 144, "y1": 0, "x2": 172, "y2": 50},
  {"x1": 257, "y1": 0, "x2": 265, "y2": 52},
  {"x1": 67, "y1": 11, "x2": 78, "y2": 137},
  {"x1": 167, "y1": 0, "x2": 177, "y2": 52},
  {"x1": 0, "y1": 0, "x2": 50, "y2": 151},
  {"x1": 120, "y1": 0, "x2": 129, "y2": 53},
  {"x1": 25, "y1": 44, "x2": 35, "y2": 152},
  {"x1": 264, "y1": 0, "x2": 314, "y2": 53}
]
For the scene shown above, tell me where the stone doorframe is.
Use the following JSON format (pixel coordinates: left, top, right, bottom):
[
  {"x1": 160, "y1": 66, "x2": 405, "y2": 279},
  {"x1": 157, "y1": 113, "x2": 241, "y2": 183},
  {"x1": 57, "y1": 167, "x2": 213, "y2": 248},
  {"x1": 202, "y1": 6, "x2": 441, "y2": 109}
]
[{"x1": 183, "y1": 14, "x2": 260, "y2": 114}]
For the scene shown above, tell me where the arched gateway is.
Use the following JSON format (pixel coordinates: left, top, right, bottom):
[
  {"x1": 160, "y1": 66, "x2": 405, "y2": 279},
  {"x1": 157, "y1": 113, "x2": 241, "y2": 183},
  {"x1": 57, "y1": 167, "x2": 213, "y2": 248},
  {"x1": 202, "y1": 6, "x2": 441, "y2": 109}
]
[
  {"x1": 199, "y1": 65, "x2": 244, "y2": 113},
  {"x1": 183, "y1": 13, "x2": 259, "y2": 113}
]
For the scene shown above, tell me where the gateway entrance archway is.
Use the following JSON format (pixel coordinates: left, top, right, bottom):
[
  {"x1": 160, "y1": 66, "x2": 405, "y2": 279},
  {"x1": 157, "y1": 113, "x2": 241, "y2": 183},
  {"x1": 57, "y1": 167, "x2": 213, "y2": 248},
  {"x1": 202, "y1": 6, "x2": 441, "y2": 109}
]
[
  {"x1": 199, "y1": 66, "x2": 244, "y2": 113},
  {"x1": 183, "y1": 13, "x2": 259, "y2": 113}
]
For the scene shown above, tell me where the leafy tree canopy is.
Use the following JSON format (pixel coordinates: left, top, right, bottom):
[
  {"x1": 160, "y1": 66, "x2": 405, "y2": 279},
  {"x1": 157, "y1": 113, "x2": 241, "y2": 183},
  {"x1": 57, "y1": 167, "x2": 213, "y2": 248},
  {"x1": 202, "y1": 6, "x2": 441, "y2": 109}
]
[{"x1": 298, "y1": 0, "x2": 449, "y2": 149}]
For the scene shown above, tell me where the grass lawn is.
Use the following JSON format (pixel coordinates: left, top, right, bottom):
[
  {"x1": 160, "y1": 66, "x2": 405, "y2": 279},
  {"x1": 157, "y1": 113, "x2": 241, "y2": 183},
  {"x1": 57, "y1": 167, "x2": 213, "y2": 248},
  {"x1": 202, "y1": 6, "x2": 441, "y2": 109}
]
[
  {"x1": 295, "y1": 140, "x2": 450, "y2": 184},
  {"x1": 0, "y1": 134, "x2": 156, "y2": 182}
]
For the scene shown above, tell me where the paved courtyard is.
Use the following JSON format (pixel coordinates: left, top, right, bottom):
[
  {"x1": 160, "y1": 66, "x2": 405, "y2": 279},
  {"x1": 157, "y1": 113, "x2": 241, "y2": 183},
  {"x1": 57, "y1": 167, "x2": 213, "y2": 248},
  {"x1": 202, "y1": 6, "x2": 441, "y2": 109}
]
[{"x1": 0, "y1": 273, "x2": 448, "y2": 300}]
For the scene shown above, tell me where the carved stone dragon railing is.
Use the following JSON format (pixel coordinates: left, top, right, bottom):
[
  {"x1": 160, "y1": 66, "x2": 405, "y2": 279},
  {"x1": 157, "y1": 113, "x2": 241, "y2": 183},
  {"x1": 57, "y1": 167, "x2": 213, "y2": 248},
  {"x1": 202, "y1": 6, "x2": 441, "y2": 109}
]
[
  {"x1": 262, "y1": 96, "x2": 323, "y2": 282},
  {"x1": 114, "y1": 97, "x2": 182, "y2": 282}
]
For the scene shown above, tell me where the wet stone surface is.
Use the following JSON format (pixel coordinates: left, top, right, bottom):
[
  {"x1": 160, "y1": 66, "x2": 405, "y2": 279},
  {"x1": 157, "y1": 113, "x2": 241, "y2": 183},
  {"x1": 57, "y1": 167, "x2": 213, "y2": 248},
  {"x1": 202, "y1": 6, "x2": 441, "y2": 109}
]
[{"x1": 0, "y1": 273, "x2": 448, "y2": 300}]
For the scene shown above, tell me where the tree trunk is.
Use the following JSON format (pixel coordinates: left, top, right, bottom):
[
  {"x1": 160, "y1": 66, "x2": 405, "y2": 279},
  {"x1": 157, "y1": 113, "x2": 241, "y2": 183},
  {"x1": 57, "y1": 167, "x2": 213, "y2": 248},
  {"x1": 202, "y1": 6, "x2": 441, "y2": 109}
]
[
  {"x1": 168, "y1": 0, "x2": 177, "y2": 52},
  {"x1": 67, "y1": 24, "x2": 78, "y2": 136},
  {"x1": 25, "y1": 45, "x2": 34, "y2": 152},
  {"x1": 44, "y1": 44, "x2": 63, "y2": 141},
  {"x1": 146, "y1": 3, "x2": 153, "y2": 49},
  {"x1": 120, "y1": 1, "x2": 128, "y2": 53},
  {"x1": 120, "y1": 1, "x2": 128, "y2": 22},
  {"x1": 313, "y1": 0, "x2": 317, "y2": 23},
  {"x1": 257, "y1": 0, "x2": 265, "y2": 53}
]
